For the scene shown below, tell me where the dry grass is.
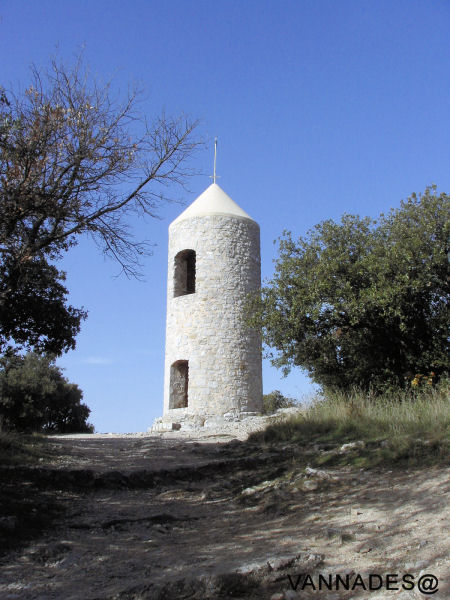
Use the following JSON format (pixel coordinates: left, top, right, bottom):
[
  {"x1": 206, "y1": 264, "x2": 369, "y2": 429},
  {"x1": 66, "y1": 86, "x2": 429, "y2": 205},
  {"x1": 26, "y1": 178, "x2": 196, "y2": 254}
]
[
  {"x1": 0, "y1": 431, "x2": 50, "y2": 465},
  {"x1": 250, "y1": 381, "x2": 450, "y2": 467}
]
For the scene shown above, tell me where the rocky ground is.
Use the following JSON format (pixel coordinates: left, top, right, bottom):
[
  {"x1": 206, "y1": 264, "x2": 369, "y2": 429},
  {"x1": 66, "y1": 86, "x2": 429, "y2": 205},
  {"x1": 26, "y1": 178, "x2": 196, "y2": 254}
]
[{"x1": 0, "y1": 429, "x2": 448, "y2": 600}]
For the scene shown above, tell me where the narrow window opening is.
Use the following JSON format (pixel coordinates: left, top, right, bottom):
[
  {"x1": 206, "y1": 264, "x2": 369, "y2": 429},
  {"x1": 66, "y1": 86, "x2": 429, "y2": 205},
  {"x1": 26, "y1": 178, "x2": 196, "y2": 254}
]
[
  {"x1": 169, "y1": 360, "x2": 189, "y2": 409},
  {"x1": 174, "y1": 250, "x2": 196, "y2": 297}
]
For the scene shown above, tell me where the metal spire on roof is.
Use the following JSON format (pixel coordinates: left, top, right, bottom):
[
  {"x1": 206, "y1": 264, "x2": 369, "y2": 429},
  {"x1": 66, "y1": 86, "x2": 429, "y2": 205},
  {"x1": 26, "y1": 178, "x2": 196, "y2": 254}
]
[{"x1": 210, "y1": 137, "x2": 220, "y2": 184}]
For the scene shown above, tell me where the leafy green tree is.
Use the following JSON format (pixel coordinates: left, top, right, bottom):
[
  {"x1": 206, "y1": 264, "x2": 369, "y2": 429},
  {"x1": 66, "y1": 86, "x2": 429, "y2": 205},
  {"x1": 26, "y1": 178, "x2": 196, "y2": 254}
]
[
  {"x1": 248, "y1": 187, "x2": 449, "y2": 393},
  {"x1": 0, "y1": 352, "x2": 93, "y2": 433},
  {"x1": 262, "y1": 390, "x2": 297, "y2": 414},
  {"x1": 0, "y1": 257, "x2": 86, "y2": 354},
  {"x1": 0, "y1": 55, "x2": 200, "y2": 353}
]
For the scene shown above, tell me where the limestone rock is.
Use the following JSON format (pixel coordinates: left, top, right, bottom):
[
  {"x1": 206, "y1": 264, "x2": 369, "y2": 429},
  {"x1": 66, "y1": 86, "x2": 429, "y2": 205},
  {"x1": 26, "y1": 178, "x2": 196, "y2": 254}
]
[
  {"x1": 305, "y1": 466, "x2": 332, "y2": 479},
  {"x1": 302, "y1": 479, "x2": 319, "y2": 491},
  {"x1": 339, "y1": 440, "x2": 365, "y2": 453}
]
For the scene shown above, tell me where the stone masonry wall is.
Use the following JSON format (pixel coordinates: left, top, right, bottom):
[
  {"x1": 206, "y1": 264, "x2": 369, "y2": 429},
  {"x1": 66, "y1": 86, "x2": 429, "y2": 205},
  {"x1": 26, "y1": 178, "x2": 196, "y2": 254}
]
[{"x1": 163, "y1": 214, "x2": 262, "y2": 417}]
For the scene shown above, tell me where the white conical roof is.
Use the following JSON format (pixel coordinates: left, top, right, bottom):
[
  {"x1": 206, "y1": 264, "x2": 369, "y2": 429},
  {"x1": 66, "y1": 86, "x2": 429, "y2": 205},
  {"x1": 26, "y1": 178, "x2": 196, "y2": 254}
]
[{"x1": 170, "y1": 183, "x2": 255, "y2": 226}]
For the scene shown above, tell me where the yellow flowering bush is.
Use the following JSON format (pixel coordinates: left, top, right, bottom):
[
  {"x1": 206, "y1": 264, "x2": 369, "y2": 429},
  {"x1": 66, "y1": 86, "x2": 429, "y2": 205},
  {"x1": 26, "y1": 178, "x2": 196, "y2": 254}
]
[{"x1": 411, "y1": 372, "x2": 435, "y2": 387}]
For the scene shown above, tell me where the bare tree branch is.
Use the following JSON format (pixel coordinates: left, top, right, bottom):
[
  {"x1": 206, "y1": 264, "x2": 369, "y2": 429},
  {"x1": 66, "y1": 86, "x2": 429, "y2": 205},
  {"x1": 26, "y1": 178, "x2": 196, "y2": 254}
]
[
  {"x1": 0, "y1": 54, "x2": 202, "y2": 352},
  {"x1": 0, "y1": 55, "x2": 202, "y2": 277}
]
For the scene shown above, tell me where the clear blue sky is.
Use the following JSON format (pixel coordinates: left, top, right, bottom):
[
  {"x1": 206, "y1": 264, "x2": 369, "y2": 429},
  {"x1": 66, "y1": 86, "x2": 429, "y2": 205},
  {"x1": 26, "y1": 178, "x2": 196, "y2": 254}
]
[{"x1": 1, "y1": 1, "x2": 449, "y2": 432}]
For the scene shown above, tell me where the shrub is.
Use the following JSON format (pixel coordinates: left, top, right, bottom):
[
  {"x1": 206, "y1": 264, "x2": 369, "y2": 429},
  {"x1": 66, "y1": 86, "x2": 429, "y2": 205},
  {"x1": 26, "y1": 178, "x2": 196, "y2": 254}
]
[
  {"x1": 262, "y1": 389, "x2": 298, "y2": 414},
  {"x1": 248, "y1": 187, "x2": 449, "y2": 393},
  {"x1": 0, "y1": 352, "x2": 93, "y2": 433}
]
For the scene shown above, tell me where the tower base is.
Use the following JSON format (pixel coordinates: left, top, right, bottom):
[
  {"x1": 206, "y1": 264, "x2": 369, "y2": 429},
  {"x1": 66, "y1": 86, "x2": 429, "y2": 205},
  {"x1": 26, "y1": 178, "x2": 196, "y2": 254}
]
[{"x1": 149, "y1": 410, "x2": 263, "y2": 433}]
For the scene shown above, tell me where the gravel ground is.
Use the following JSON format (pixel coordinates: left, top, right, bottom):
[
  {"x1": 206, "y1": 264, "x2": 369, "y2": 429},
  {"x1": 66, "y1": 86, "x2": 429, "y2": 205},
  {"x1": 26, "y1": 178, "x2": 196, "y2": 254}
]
[{"x1": 0, "y1": 432, "x2": 448, "y2": 600}]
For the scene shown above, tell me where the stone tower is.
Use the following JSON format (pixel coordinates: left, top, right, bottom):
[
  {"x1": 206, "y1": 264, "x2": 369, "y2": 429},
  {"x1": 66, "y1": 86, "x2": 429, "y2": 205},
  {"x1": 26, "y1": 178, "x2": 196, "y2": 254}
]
[{"x1": 162, "y1": 182, "x2": 262, "y2": 423}]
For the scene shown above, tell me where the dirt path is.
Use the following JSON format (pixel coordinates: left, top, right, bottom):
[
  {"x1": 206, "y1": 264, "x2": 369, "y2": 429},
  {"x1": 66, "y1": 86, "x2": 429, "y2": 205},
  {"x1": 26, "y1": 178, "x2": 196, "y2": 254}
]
[{"x1": 0, "y1": 433, "x2": 448, "y2": 599}]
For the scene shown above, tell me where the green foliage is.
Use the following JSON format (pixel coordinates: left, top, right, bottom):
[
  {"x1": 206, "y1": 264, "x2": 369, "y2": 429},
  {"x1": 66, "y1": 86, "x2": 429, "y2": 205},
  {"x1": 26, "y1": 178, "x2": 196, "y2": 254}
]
[
  {"x1": 0, "y1": 352, "x2": 93, "y2": 433},
  {"x1": 262, "y1": 389, "x2": 297, "y2": 414},
  {"x1": 248, "y1": 187, "x2": 449, "y2": 393},
  {"x1": 0, "y1": 257, "x2": 86, "y2": 354}
]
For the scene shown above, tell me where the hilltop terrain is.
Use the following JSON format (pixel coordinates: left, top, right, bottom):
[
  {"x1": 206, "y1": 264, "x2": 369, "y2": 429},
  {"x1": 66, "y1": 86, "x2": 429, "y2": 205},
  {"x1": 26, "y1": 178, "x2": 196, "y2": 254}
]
[{"x1": 0, "y1": 431, "x2": 448, "y2": 600}]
